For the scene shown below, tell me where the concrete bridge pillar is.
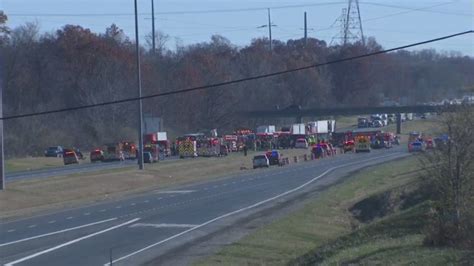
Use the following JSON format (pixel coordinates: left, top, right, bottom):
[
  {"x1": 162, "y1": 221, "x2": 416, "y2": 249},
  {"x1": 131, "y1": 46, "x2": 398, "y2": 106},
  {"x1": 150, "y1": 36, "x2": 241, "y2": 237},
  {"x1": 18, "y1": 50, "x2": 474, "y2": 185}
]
[{"x1": 396, "y1": 113, "x2": 402, "y2": 134}]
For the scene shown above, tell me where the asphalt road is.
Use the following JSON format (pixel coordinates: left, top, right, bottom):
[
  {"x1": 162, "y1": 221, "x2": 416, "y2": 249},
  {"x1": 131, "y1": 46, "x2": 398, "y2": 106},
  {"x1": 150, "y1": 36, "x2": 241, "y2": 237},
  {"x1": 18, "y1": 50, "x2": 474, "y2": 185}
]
[{"x1": 0, "y1": 147, "x2": 410, "y2": 266}]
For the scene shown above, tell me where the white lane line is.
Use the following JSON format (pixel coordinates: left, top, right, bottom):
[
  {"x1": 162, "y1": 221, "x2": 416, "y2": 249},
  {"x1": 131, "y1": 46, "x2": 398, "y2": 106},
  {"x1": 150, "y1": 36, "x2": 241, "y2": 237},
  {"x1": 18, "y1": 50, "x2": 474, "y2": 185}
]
[
  {"x1": 105, "y1": 152, "x2": 403, "y2": 266},
  {"x1": 48, "y1": 220, "x2": 56, "y2": 224},
  {"x1": 130, "y1": 203, "x2": 136, "y2": 206},
  {"x1": 7, "y1": 229, "x2": 15, "y2": 233},
  {"x1": 28, "y1": 225, "x2": 37, "y2": 228},
  {"x1": 100, "y1": 209, "x2": 107, "y2": 212},
  {"x1": 84, "y1": 212, "x2": 91, "y2": 216},
  {"x1": 143, "y1": 200, "x2": 149, "y2": 203},
  {"x1": 129, "y1": 223, "x2": 197, "y2": 229},
  {"x1": 157, "y1": 197, "x2": 163, "y2": 200},
  {"x1": 66, "y1": 217, "x2": 73, "y2": 220},
  {"x1": 116, "y1": 206, "x2": 122, "y2": 209},
  {"x1": 155, "y1": 190, "x2": 195, "y2": 194},
  {"x1": 0, "y1": 218, "x2": 117, "y2": 247},
  {"x1": 5, "y1": 218, "x2": 138, "y2": 266}
]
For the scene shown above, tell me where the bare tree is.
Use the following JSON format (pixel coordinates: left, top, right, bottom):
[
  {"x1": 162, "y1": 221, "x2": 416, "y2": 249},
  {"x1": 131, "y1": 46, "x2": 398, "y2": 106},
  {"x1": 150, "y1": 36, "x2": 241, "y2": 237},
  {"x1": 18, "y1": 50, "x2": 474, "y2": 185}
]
[{"x1": 423, "y1": 105, "x2": 474, "y2": 248}]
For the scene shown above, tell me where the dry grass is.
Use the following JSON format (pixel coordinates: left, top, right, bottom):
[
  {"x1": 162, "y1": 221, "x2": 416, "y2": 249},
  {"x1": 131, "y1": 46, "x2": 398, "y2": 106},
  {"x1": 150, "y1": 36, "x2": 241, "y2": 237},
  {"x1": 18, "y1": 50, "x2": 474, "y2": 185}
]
[
  {"x1": 0, "y1": 149, "x2": 309, "y2": 220},
  {"x1": 5, "y1": 157, "x2": 66, "y2": 172}
]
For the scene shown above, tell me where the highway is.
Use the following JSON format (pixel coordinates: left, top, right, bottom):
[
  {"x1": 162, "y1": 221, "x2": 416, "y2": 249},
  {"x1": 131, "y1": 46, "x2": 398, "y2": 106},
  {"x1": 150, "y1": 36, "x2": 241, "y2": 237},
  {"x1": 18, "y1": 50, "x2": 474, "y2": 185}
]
[{"x1": 0, "y1": 147, "x2": 409, "y2": 266}]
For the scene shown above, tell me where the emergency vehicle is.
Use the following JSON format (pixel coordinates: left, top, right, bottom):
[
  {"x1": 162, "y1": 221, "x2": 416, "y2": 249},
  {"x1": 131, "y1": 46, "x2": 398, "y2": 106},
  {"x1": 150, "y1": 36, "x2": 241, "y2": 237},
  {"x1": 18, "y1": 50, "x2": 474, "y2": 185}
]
[
  {"x1": 122, "y1": 141, "x2": 137, "y2": 160},
  {"x1": 102, "y1": 143, "x2": 125, "y2": 161},
  {"x1": 355, "y1": 136, "x2": 371, "y2": 153},
  {"x1": 63, "y1": 148, "x2": 79, "y2": 165}
]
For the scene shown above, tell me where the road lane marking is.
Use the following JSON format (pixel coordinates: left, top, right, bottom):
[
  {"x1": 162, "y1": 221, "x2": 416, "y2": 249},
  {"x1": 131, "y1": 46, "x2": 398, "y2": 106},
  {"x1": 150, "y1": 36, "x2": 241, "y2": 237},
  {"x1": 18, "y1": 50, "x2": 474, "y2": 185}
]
[
  {"x1": 130, "y1": 203, "x2": 136, "y2": 206},
  {"x1": 0, "y1": 218, "x2": 117, "y2": 247},
  {"x1": 84, "y1": 212, "x2": 90, "y2": 216},
  {"x1": 143, "y1": 200, "x2": 149, "y2": 203},
  {"x1": 100, "y1": 209, "x2": 107, "y2": 212},
  {"x1": 155, "y1": 190, "x2": 195, "y2": 194},
  {"x1": 116, "y1": 206, "x2": 122, "y2": 209},
  {"x1": 129, "y1": 223, "x2": 197, "y2": 229},
  {"x1": 105, "y1": 152, "x2": 405, "y2": 266},
  {"x1": 28, "y1": 225, "x2": 37, "y2": 228},
  {"x1": 7, "y1": 229, "x2": 15, "y2": 233},
  {"x1": 5, "y1": 218, "x2": 139, "y2": 266},
  {"x1": 48, "y1": 220, "x2": 56, "y2": 224},
  {"x1": 66, "y1": 217, "x2": 73, "y2": 220}
]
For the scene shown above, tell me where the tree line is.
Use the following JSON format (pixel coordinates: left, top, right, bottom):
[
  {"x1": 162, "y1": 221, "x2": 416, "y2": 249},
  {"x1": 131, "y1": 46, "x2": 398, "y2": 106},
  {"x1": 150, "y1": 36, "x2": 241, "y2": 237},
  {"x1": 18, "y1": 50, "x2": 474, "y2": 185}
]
[{"x1": 1, "y1": 12, "x2": 473, "y2": 157}]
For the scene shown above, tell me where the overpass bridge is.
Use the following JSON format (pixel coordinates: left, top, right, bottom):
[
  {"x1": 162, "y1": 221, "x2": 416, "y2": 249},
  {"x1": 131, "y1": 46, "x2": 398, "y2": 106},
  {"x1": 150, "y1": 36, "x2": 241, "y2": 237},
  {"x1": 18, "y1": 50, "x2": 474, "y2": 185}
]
[{"x1": 242, "y1": 104, "x2": 469, "y2": 134}]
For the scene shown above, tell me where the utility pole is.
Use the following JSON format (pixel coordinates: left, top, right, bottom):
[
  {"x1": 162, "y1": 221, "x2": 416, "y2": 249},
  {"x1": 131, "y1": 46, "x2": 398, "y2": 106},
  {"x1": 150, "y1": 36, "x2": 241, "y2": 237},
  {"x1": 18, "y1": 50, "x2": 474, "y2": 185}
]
[
  {"x1": 267, "y1": 8, "x2": 272, "y2": 52},
  {"x1": 304, "y1": 12, "x2": 307, "y2": 46},
  {"x1": 134, "y1": 0, "x2": 144, "y2": 170},
  {"x1": 331, "y1": 0, "x2": 365, "y2": 46},
  {"x1": 151, "y1": 0, "x2": 156, "y2": 54},
  {"x1": 0, "y1": 81, "x2": 4, "y2": 190}
]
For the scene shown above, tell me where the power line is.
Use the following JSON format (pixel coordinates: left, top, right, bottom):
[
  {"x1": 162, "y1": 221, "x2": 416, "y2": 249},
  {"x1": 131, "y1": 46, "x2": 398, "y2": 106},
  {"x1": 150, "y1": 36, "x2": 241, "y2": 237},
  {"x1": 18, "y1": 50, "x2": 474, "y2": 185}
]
[
  {"x1": 1, "y1": 30, "x2": 472, "y2": 121},
  {"x1": 361, "y1": 1, "x2": 472, "y2": 17},
  {"x1": 7, "y1": 2, "x2": 347, "y2": 17},
  {"x1": 8, "y1": 1, "x2": 470, "y2": 18}
]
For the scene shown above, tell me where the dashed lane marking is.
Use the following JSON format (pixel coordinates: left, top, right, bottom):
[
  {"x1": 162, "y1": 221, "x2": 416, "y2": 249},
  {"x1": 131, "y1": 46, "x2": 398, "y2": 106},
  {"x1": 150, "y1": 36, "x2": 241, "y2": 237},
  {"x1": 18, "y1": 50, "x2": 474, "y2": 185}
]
[
  {"x1": 130, "y1": 223, "x2": 197, "y2": 229},
  {"x1": 0, "y1": 218, "x2": 117, "y2": 247},
  {"x1": 5, "y1": 218, "x2": 137, "y2": 266},
  {"x1": 66, "y1": 217, "x2": 73, "y2": 220},
  {"x1": 155, "y1": 190, "x2": 195, "y2": 194},
  {"x1": 28, "y1": 225, "x2": 37, "y2": 228},
  {"x1": 48, "y1": 220, "x2": 56, "y2": 224}
]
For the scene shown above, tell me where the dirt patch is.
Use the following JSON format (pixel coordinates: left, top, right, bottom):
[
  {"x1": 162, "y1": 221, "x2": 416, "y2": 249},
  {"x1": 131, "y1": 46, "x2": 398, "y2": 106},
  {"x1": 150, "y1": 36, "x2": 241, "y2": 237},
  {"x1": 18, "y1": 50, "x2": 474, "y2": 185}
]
[{"x1": 349, "y1": 182, "x2": 430, "y2": 223}]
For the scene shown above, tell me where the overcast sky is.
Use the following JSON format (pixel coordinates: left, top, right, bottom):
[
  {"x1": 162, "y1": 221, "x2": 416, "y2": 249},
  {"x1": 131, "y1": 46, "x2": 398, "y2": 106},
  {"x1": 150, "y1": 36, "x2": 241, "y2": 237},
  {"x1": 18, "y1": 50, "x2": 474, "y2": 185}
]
[{"x1": 1, "y1": 0, "x2": 473, "y2": 55}]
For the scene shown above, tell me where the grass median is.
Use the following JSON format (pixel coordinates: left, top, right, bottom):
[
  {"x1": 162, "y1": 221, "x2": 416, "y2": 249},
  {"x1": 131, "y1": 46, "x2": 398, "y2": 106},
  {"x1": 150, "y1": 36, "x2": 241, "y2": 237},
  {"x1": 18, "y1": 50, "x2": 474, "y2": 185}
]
[{"x1": 0, "y1": 149, "x2": 309, "y2": 220}]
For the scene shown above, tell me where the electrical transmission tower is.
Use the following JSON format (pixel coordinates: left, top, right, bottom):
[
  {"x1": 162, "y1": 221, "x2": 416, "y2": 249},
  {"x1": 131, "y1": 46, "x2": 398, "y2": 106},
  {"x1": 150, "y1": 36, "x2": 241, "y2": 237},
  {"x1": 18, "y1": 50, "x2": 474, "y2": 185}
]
[{"x1": 331, "y1": 0, "x2": 365, "y2": 46}]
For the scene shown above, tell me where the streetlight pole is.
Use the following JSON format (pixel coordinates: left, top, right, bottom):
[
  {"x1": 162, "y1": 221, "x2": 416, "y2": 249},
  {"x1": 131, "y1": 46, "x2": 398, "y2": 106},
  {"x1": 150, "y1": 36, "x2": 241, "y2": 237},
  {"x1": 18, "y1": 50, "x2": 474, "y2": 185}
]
[
  {"x1": 151, "y1": 0, "x2": 156, "y2": 54},
  {"x1": 134, "y1": 0, "x2": 144, "y2": 170},
  {"x1": 0, "y1": 81, "x2": 5, "y2": 190}
]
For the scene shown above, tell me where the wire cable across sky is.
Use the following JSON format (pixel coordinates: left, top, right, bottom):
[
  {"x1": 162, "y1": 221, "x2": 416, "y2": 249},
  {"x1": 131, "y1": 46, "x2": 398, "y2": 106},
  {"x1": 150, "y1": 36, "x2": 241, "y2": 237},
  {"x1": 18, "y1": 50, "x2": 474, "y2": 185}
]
[{"x1": 1, "y1": 30, "x2": 472, "y2": 121}]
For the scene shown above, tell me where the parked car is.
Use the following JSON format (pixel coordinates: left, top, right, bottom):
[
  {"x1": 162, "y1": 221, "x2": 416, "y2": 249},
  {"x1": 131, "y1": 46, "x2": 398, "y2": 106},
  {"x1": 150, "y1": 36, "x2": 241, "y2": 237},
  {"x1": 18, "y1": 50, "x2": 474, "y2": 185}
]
[
  {"x1": 425, "y1": 138, "x2": 435, "y2": 149},
  {"x1": 44, "y1": 146, "x2": 63, "y2": 157},
  {"x1": 253, "y1": 154, "x2": 270, "y2": 169},
  {"x1": 294, "y1": 138, "x2": 309, "y2": 149},
  {"x1": 63, "y1": 148, "x2": 79, "y2": 165},
  {"x1": 357, "y1": 117, "x2": 369, "y2": 128},
  {"x1": 265, "y1": 150, "x2": 281, "y2": 165},
  {"x1": 372, "y1": 120, "x2": 384, "y2": 128},
  {"x1": 90, "y1": 149, "x2": 104, "y2": 162}
]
